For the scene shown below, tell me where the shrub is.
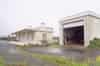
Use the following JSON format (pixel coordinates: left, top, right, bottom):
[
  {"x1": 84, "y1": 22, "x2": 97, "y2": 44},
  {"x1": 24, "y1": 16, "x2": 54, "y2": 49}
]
[{"x1": 88, "y1": 38, "x2": 100, "y2": 48}]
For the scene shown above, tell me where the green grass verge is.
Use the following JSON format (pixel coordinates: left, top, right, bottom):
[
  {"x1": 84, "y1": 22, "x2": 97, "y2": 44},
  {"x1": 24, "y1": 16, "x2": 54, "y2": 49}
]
[
  {"x1": 0, "y1": 56, "x2": 4, "y2": 66},
  {"x1": 32, "y1": 53, "x2": 91, "y2": 66},
  {"x1": 0, "y1": 56, "x2": 28, "y2": 66},
  {"x1": 18, "y1": 47, "x2": 100, "y2": 66}
]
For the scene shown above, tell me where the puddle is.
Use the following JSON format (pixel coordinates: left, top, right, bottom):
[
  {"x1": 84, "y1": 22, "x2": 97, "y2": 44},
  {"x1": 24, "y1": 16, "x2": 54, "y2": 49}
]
[
  {"x1": 47, "y1": 48, "x2": 62, "y2": 53},
  {"x1": 8, "y1": 48, "x2": 19, "y2": 54}
]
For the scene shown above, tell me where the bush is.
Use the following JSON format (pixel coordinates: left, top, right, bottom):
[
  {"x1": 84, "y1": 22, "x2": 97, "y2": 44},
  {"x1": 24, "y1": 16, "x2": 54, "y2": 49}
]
[{"x1": 88, "y1": 38, "x2": 100, "y2": 48}]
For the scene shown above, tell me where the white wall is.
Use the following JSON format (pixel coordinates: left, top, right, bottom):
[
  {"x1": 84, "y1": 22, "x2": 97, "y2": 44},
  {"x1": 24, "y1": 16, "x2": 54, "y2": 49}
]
[
  {"x1": 16, "y1": 30, "x2": 53, "y2": 45},
  {"x1": 89, "y1": 16, "x2": 100, "y2": 39},
  {"x1": 59, "y1": 23, "x2": 64, "y2": 45},
  {"x1": 84, "y1": 16, "x2": 100, "y2": 47},
  {"x1": 60, "y1": 15, "x2": 100, "y2": 47},
  {"x1": 16, "y1": 31, "x2": 34, "y2": 42}
]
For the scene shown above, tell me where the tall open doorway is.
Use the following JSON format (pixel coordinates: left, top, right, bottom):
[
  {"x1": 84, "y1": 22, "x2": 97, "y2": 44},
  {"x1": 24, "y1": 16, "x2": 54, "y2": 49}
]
[{"x1": 64, "y1": 26, "x2": 84, "y2": 46}]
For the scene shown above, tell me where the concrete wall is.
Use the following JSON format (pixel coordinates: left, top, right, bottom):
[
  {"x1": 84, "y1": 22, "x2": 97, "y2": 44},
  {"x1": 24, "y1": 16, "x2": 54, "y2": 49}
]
[
  {"x1": 59, "y1": 12, "x2": 100, "y2": 48},
  {"x1": 84, "y1": 16, "x2": 91, "y2": 47},
  {"x1": 16, "y1": 31, "x2": 53, "y2": 45},
  {"x1": 89, "y1": 16, "x2": 100, "y2": 39},
  {"x1": 46, "y1": 32, "x2": 53, "y2": 43},
  {"x1": 59, "y1": 17, "x2": 84, "y2": 46},
  {"x1": 84, "y1": 16, "x2": 100, "y2": 47},
  {"x1": 59, "y1": 22, "x2": 64, "y2": 46},
  {"x1": 16, "y1": 31, "x2": 34, "y2": 42}
]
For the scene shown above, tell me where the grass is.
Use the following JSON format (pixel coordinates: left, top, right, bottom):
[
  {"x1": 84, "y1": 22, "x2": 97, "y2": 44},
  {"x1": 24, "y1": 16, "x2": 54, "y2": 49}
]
[
  {"x1": 31, "y1": 53, "x2": 91, "y2": 66},
  {"x1": 47, "y1": 42, "x2": 60, "y2": 48},
  {"x1": 5, "y1": 62, "x2": 28, "y2": 66},
  {"x1": 17, "y1": 43, "x2": 100, "y2": 66},
  {"x1": 47, "y1": 44, "x2": 60, "y2": 48},
  {"x1": 7, "y1": 41, "x2": 100, "y2": 66},
  {"x1": 19, "y1": 47, "x2": 91, "y2": 66},
  {"x1": 17, "y1": 45, "x2": 100, "y2": 66},
  {"x1": 0, "y1": 56, "x2": 28, "y2": 66},
  {"x1": 0, "y1": 56, "x2": 4, "y2": 66}
]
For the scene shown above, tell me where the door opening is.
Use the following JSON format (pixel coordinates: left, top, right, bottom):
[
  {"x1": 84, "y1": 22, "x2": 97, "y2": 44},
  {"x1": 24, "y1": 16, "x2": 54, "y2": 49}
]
[{"x1": 64, "y1": 26, "x2": 84, "y2": 46}]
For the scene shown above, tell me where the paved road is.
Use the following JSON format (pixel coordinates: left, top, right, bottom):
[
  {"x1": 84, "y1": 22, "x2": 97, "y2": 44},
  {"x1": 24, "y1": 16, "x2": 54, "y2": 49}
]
[{"x1": 0, "y1": 40, "x2": 56, "y2": 66}]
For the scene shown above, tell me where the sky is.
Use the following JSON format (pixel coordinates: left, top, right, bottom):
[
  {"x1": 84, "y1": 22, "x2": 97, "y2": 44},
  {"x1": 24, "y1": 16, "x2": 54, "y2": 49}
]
[{"x1": 0, "y1": 0, "x2": 100, "y2": 36}]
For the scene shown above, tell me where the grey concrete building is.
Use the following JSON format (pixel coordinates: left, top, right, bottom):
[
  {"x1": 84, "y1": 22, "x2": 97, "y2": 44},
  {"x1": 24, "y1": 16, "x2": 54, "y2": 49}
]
[{"x1": 59, "y1": 11, "x2": 100, "y2": 48}]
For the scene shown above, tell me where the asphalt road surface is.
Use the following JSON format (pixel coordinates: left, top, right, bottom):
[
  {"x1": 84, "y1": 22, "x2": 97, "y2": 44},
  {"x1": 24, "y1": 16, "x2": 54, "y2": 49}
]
[{"x1": 0, "y1": 40, "x2": 56, "y2": 66}]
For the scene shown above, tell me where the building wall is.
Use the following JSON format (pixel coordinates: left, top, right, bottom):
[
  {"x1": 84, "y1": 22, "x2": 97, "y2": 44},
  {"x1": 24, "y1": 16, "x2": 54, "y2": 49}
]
[
  {"x1": 46, "y1": 32, "x2": 53, "y2": 43},
  {"x1": 83, "y1": 16, "x2": 100, "y2": 47},
  {"x1": 33, "y1": 31, "x2": 43, "y2": 44},
  {"x1": 89, "y1": 16, "x2": 100, "y2": 39},
  {"x1": 59, "y1": 17, "x2": 84, "y2": 46},
  {"x1": 59, "y1": 22, "x2": 64, "y2": 45},
  {"x1": 84, "y1": 16, "x2": 92, "y2": 47},
  {"x1": 16, "y1": 31, "x2": 34, "y2": 42},
  {"x1": 16, "y1": 31, "x2": 53, "y2": 45},
  {"x1": 34, "y1": 31, "x2": 53, "y2": 44},
  {"x1": 59, "y1": 13, "x2": 100, "y2": 48}
]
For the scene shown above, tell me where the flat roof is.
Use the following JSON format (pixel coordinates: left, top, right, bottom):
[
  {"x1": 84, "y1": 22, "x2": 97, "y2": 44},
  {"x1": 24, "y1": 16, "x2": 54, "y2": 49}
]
[
  {"x1": 12, "y1": 26, "x2": 53, "y2": 34},
  {"x1": 60, "y1": 11, "x2": 100, "y2": 22}
]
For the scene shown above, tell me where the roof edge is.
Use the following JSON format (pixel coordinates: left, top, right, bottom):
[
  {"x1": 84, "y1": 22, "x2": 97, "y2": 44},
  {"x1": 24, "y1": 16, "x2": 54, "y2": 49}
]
[{"x1": 60, "y1": 11, "x2": 100, "y2": 22}]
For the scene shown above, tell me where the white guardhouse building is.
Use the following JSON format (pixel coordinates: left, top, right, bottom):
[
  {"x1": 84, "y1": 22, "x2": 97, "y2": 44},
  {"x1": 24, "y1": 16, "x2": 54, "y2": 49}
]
[
  {"x1": 59, "y1": 11, "x2": 100, "y2": 47},
  {"x1": 12, "y1": 24, "x2": 53, "y2": 46}
]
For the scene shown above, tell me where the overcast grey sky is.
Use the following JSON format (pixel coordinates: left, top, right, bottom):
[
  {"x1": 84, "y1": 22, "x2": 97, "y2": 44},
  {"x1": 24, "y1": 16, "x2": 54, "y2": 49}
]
[{"x1": 0, "y1": 0, "x2": 100, "y2": 36}]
